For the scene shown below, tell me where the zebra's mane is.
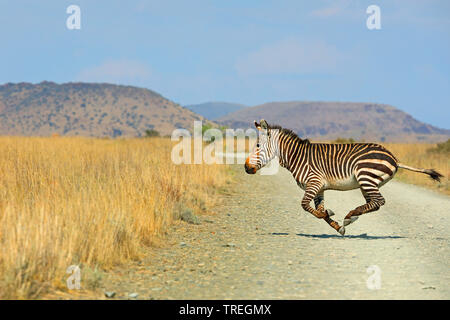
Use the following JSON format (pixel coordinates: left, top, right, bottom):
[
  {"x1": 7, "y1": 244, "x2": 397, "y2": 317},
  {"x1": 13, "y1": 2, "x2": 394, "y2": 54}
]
[{"x1": 268, "y1": 124, "x2": 310, "y2": 144}]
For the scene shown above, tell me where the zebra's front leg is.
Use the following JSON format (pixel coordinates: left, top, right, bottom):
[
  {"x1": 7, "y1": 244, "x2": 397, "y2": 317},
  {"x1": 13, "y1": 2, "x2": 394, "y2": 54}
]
[
  {"x1": 303, "y1": 186, "x2": 344, "y2": 235},
  {"x1": 314, "y1": 192, "x2": 334, "y2": 217}
]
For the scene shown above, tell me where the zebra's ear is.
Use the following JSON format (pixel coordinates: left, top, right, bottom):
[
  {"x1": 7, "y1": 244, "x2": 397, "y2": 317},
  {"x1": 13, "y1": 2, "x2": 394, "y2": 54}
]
[
  {"x1": 260, "y1": 119, "x2": 268, "y2": 130},
  {"x1": 254, "y1": 120, "x2": 261, "y2": 129}
]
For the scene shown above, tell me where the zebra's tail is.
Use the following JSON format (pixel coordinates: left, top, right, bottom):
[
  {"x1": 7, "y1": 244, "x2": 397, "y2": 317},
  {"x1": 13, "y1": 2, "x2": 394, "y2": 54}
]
[{"x1": 398, "y1": 163, "x2": 444, "y2": 182}]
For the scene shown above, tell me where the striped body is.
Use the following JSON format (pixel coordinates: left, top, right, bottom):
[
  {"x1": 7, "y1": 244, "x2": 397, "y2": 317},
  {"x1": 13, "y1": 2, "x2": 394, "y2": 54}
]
[
  {"x1": 282, "y1": 142, "x2": 398, "y2": 192},
  {"x1": 245, "y1": 120, "x2": 443, "y2": 235}
]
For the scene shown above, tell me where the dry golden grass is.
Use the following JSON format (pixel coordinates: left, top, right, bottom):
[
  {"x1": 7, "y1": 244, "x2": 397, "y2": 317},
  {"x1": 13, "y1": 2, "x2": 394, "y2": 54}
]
[
  {"x1": 0, "y1": 137, "x2": 231, "y2": 299},
  {"x1": 384, "y1": 143, "x2": 449, "y2": 195}
]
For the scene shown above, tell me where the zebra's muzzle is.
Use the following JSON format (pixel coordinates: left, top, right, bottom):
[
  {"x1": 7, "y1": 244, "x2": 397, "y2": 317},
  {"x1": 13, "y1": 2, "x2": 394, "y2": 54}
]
[{"x1": 244, "y1": 159, "x2": 257, "y2": 174}]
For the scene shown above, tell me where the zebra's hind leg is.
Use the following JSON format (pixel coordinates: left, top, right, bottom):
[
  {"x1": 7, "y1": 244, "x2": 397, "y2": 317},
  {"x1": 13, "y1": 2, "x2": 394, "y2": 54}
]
[{"x1": 343, "y1": 186, "x2": 386, "y2": 227}]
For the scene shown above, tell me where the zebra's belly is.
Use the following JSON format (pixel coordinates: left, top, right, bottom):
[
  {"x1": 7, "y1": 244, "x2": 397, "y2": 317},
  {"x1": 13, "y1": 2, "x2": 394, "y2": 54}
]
[{"x1": 324, "y1": 175, "x2": 360, "y2": 191}]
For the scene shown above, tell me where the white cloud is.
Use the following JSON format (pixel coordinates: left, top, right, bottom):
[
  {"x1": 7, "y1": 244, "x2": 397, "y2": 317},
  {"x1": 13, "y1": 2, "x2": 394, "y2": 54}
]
[
  {"x1": 235, "y1": 38, "x2": 342, "y2": 76},
  {"x1": 76, "y1": 59, "x2": 152, "y2": 85}
]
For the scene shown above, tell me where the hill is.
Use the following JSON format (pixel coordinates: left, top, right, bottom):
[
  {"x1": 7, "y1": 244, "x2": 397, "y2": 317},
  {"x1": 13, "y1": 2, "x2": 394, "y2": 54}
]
[
  {"x1": 185, "y1": 102, "x2": 247, "y2": 120},
  {"x1": 218, "y1": 101, "x2": 450, "y2": 143},
  {"x1": 0, "y1": 82, "x2": 211, "y2": 137}
]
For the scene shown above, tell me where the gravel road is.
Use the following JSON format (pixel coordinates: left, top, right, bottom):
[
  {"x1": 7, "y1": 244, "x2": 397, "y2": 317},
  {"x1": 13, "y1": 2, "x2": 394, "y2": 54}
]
[{"x1": 104, "y1": 165, "x2": 449, "y2": 300}]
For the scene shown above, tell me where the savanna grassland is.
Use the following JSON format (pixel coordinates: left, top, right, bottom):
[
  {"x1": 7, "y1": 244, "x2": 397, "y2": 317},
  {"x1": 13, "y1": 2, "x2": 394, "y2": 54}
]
[
  {"x1": 385, "y1": 141, "x2": 449, "y2": 195},
  {"x1": 0, "y1": 137, "x2": 231, "y2": 299},
  {"x1": 0, "y1": 136, "x2": 448, "y2": 299}
]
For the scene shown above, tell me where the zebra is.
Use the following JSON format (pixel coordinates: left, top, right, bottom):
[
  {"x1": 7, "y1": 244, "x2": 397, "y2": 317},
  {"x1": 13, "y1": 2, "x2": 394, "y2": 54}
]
[{"x1": 244, "y1": 119, "x2": 443, "y2": 235}]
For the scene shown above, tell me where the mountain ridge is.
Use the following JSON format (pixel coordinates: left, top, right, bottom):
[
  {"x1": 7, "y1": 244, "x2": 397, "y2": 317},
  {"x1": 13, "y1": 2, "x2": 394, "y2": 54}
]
[
  {"x1": 0, "y1": 81, "x2": 213, "y2": 137},
  {"x1": 1, "y1": 82, "x2": 448, "y2": 142},
  {"x1": 185, "y1": 101, "x2": 247, "y2": 120},
  {"x1": 217, "y1": 101, "x2": 449, "y2": 142}
]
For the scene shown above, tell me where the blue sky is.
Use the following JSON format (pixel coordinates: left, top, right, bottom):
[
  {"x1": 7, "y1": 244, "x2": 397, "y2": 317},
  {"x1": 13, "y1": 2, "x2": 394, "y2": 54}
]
[{"x1": 0, "y1": 0, "x2": 449, "y2": 128}]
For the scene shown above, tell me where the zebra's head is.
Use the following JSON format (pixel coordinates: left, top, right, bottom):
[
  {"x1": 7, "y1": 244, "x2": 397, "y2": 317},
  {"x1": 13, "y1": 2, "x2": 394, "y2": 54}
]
[{"x1": 245, "y1": 119, "x2": 278, "y2": 174}]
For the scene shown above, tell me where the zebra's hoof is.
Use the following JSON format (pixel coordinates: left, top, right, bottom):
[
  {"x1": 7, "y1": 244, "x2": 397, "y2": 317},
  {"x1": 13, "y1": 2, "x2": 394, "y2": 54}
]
[
  {"x1": 343, "y1": 216, "x2": 359, "y2": 226},
  {"x1": 326, "y1": 209, "x2": 335, "y2": 217},
  {"x1": 338, "y1": 226, "x2": 346, "y2": 236}
]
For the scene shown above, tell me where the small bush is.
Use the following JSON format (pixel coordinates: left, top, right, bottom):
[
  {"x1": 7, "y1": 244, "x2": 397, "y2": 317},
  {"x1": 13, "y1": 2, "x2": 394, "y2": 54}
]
[
  {"x1": 333, "y1": 137, "x2": 355, "y2": 144},
  {"x1": 145, "y1": 129, "x2": 160, "y2": 137},
  {"x1": 83, "y1": 265, "x2": 105, "y2": 290},
  {"x1": 428, "y1": 139, "x2": 450, "y2": 154}
]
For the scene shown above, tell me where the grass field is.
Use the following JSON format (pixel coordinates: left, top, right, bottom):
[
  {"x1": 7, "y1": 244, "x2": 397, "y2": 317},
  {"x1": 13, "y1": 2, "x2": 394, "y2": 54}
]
[
  {"x1": 0, "y1": 137, "x2": 447, "y2": 299},
  {"x1": 0, "y1": 137, "x2": 231, "y2": 299},
  {"x1": 385, "y1": 142, "x2": 449, "y2": 195}
]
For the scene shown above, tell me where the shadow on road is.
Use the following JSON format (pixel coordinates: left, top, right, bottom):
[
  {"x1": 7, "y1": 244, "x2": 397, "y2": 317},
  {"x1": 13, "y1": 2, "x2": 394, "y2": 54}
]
[{"x1": 294, "y1": 233, "x2": 405, "y2": 240}]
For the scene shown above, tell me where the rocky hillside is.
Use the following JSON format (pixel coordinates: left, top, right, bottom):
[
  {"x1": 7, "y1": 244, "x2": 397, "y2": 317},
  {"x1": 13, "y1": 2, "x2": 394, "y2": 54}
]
[
  {"x1": 0, "y1": 82, "x2": 211, "y2": 137},
  {"x1": 218, "y1": 101, "x2": 450, "y2": 142}
]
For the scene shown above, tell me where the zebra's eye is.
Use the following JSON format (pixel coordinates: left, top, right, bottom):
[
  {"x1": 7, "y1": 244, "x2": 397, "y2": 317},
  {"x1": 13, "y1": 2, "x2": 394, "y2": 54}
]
[{"x1": 256, "y1": 143, "x2": 260, "y2": 148}]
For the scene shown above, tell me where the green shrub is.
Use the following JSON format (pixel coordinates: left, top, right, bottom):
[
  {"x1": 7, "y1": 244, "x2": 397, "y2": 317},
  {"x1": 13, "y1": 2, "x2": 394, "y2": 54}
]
[
  {"x1": 145, "y1": 129, "x2": 160, "y2": 137},
  {"x1": 428, "y1": 139, "x2": 450, "y2": 154},
  {"x1": 333, "y1": 137, "x2": 355, "y2": 144}
]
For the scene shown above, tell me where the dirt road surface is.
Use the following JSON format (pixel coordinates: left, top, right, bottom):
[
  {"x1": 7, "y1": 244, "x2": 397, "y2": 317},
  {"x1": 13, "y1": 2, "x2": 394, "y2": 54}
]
[{"x1": 103, "y1": 165, "x2": 449, "y2": 299}]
